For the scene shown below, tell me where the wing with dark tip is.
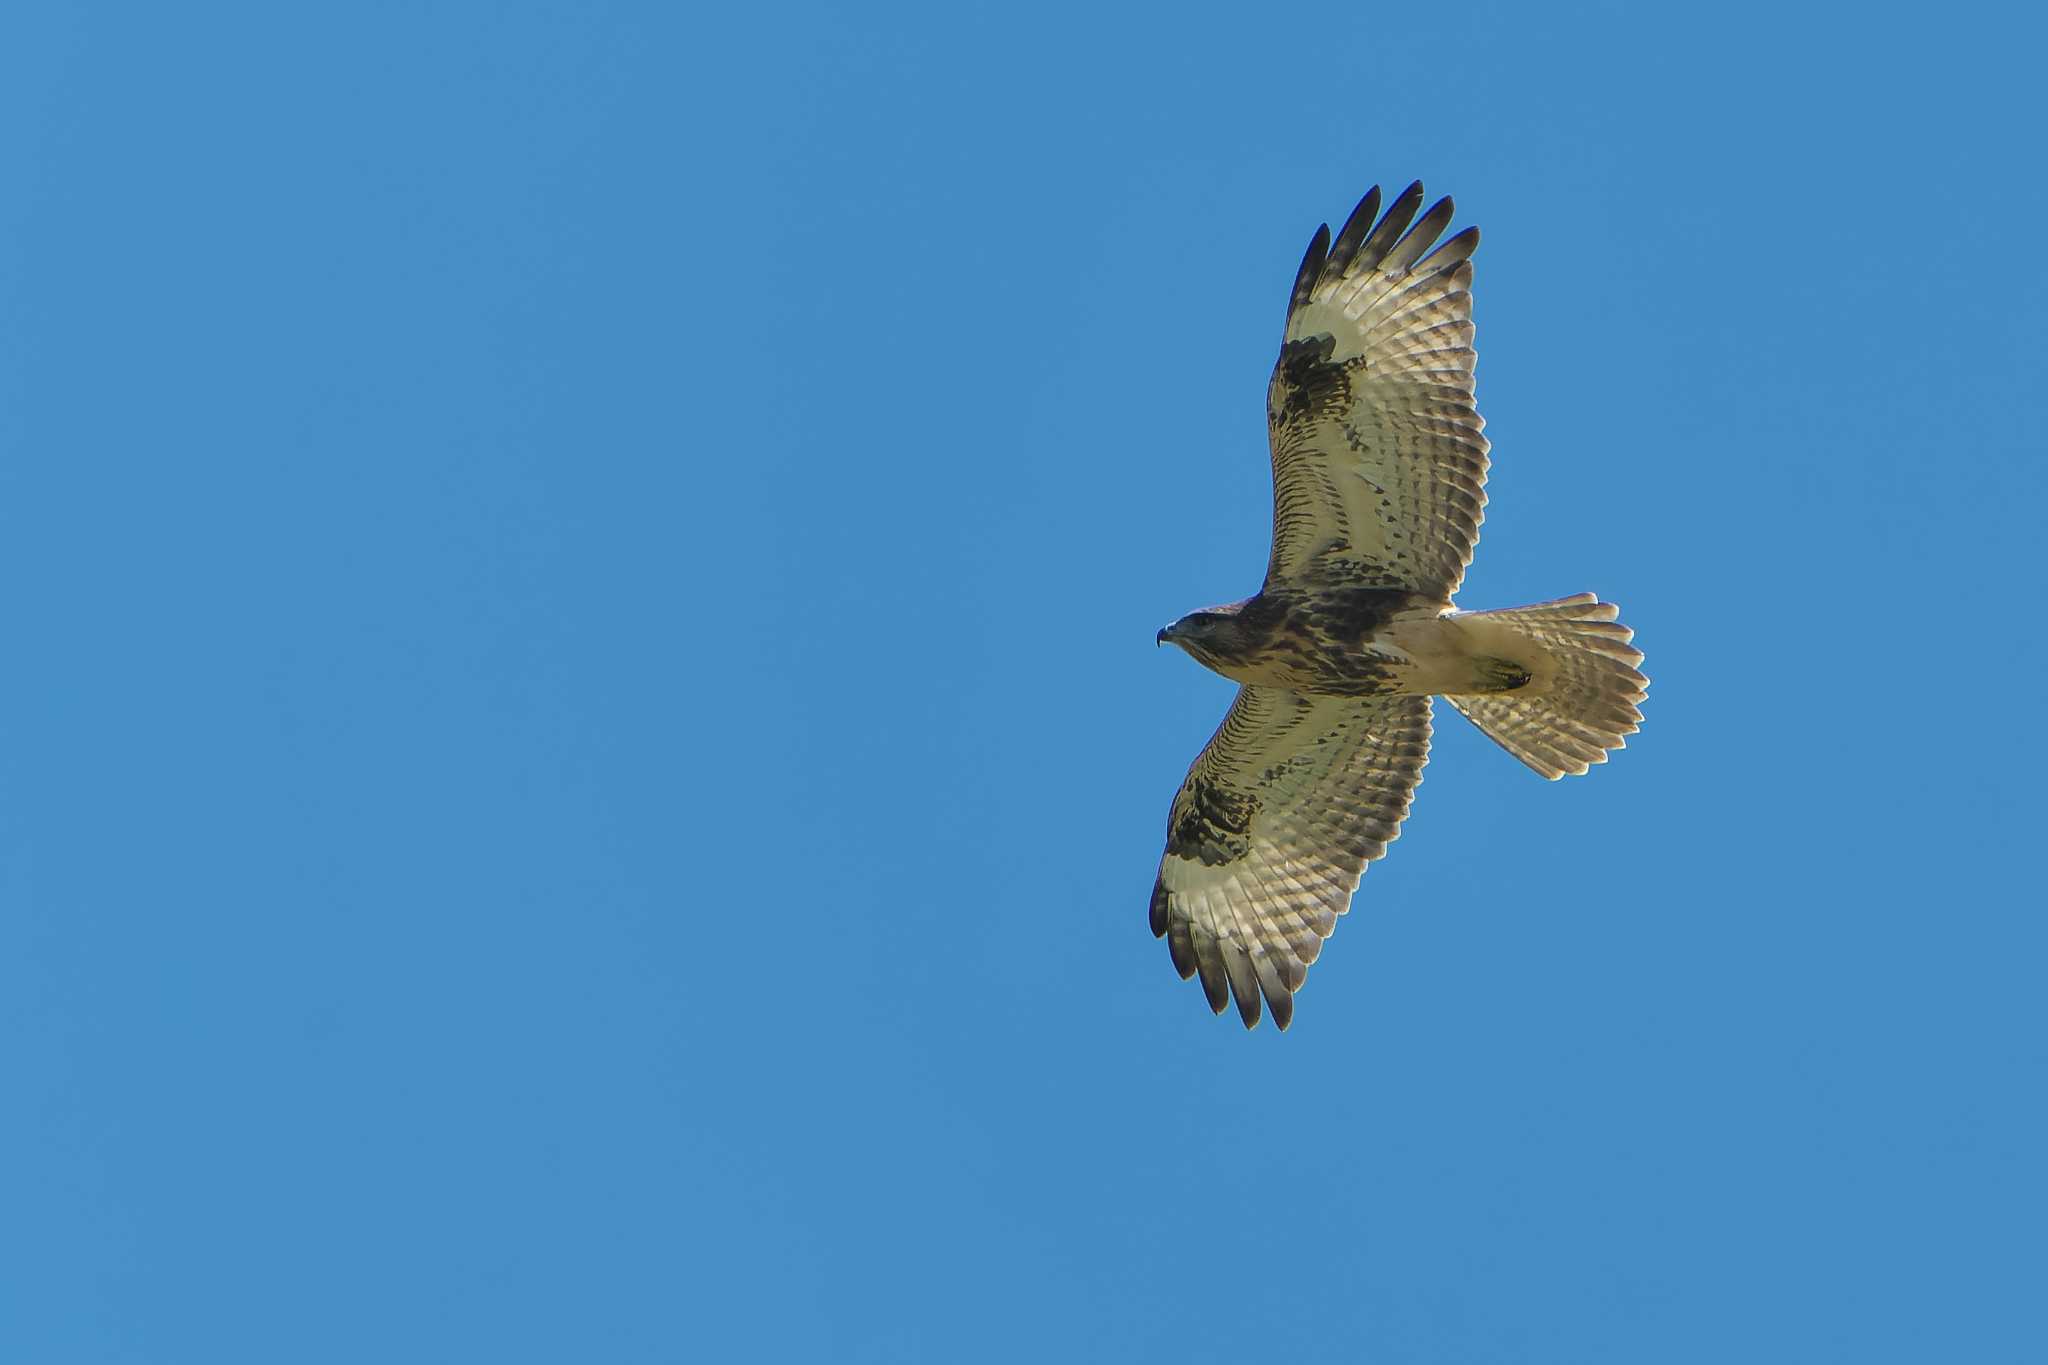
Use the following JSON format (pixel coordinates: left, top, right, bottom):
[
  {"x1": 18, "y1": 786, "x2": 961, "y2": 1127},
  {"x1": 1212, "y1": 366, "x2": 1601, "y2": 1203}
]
[
  {"x1": 1150, "y1": 687, "x2": 1432, "y2": 1029},
  {"x1": 1265, "y1": 181, "x2": 1490, "y2": 599}
]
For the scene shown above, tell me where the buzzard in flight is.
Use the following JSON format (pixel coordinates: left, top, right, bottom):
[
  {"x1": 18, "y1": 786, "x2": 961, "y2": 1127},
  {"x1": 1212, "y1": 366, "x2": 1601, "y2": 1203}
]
[{"x1": 1151, "y1": 181, "x2": 1647, "y2": 1030}]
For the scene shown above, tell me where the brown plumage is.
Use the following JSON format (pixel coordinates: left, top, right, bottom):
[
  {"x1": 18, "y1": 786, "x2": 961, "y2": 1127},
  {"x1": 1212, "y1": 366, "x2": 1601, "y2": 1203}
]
[{"x1": 1151, "y1": 181, "x2": 1648, "y2": 1031}]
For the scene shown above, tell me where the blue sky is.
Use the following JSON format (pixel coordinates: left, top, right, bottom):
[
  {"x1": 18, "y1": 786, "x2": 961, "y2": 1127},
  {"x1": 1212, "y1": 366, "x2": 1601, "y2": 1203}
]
[{"x1": 5, "y1": 2, "x2": 2045, "y2": 1361}]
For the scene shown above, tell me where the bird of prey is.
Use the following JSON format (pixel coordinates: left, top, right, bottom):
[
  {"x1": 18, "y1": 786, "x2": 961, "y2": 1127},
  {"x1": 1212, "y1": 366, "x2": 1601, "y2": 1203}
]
[{"x1": 1151, "y1": 180, "x2": 1647, "y2": 1030}]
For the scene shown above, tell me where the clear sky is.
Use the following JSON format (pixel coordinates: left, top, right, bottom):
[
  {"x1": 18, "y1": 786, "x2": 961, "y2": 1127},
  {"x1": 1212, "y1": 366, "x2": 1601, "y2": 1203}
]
[{"x1": 5, "y1": 3, "x2": 2045, "y2": 1361}]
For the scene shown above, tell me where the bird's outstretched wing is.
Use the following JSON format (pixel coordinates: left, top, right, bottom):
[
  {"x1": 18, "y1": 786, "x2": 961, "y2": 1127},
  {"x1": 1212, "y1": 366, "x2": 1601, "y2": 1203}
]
[
  {"x1": 1266, "y1": 182, "x2": 1490, "y2": 599},
  {"x1": 1150, "y1": 687, "x2": 1432, "y2": 1029}
]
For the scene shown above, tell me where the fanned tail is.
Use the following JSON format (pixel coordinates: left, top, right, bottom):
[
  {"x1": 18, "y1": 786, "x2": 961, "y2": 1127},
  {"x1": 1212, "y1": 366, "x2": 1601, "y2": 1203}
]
[{"x1": 1447, "y1": 594, "x2": 1646, "y2": 779}]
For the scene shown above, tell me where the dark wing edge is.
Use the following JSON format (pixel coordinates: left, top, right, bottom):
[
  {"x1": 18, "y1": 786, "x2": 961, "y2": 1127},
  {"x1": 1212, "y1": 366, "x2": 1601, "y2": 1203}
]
[
  {"x1": 1150, "y1": 688, "x2": 1433, "y2": 1030},
  {"x1": 1283, "y1": 181, "x2": 1476, "y2": 341}
]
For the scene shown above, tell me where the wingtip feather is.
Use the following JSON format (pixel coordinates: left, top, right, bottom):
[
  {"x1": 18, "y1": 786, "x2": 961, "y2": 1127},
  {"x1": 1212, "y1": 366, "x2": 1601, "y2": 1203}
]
[
  {"x1": 1422, "y1": 223, "x2": 1479, "y2": 272},
  {"x1": 1353, "y1": 179, "x2": 1426, "y2": 273},
  {"x1": 1384, "y1": 195, "x2": 1457, "y2": 275},
  {"x1": 1221, "y1": 940, "x2": 1263, "y2": 1029},
  {"x1": 1288, "y1": 223, "x2": 1331, "y2": 317},
  {"x1": 1255, "y1": 955, "x2": 1295, "y2": 1031},
  {"x1": 1191, "y1": 929, "x2": 1230, "y2": 1013},
  {"x1": 1323, "y1": 184, "x2": 1382, "y2": 278}
]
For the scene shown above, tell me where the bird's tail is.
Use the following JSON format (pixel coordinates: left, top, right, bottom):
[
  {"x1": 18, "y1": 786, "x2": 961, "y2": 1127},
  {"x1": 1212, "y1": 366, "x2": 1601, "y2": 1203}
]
[{"x1": 1445, "y1": 593, "x2": 1647, "y2": 779}]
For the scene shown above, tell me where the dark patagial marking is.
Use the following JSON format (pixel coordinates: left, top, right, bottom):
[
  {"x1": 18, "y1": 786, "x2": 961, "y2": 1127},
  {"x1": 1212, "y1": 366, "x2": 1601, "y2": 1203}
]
[
  {"x1": 1169, "y1": 778, "x2": 1256, "y2": 865},
  {"x1": 1272, "y1": 335, "x2": 1351, "y2": 427}
]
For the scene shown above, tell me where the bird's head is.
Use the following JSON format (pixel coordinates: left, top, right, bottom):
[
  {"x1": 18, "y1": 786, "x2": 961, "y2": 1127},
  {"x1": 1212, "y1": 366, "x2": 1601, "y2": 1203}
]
[{"x1": 1157, "y1": 603, "x2": 1246, "y2": 666}]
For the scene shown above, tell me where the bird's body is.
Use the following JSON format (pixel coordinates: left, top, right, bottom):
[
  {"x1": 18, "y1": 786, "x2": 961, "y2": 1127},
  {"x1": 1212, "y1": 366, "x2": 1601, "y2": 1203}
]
[
  {"x1": 1160, "y1": 586, "x2": 1534, "y2": 699},
  {"x1": 1151, "y1": 181, "x2": 1648, "y2": 1030}
]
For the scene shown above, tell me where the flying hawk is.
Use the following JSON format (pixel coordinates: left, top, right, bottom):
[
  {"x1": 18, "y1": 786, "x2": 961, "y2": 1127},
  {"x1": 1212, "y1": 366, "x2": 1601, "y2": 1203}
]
[{"x1": 1151, "y1": 181, "x2": 1647, "y2": 1030}]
